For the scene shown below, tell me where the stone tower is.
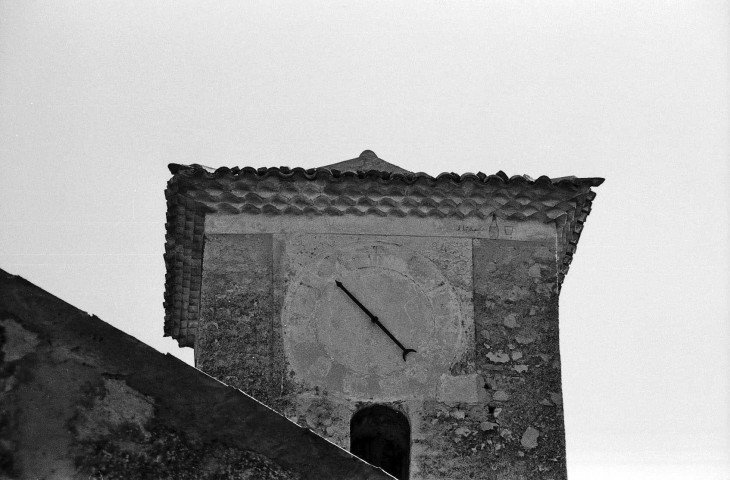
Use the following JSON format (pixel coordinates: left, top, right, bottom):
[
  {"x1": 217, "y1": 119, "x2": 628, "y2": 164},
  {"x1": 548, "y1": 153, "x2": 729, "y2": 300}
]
[{"x1": 163, "y1": 150, "x2": 602, "y2": 479}]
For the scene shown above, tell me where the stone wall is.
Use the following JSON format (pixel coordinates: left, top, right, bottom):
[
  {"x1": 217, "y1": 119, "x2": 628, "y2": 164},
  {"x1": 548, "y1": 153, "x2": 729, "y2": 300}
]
[
  {"x1": 0, "y1": 269, "x2": 393, "y2": 480},
  {"x1": 196, "y1": 228, "x2": 566, "y2": 480},
  {"x1": 196, "y1": 234, "x2": 287, "y2": 409},
  {"x1": 411, "y1": 239, "x2": 565, "y2": 479}
]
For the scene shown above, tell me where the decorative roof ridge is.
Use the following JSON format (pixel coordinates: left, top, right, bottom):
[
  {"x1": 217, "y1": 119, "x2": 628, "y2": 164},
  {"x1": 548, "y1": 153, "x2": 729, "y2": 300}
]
[
  {"x1": 168, "y1": 163, "x2": 605, "y2": 189},
  {"x1": 320, "y1": 150, "x2": 414, "y2": 175}
]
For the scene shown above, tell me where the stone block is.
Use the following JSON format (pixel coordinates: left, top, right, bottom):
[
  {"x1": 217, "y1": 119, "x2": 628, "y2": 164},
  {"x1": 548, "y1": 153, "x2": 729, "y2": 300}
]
[{"x1": 436, "y1": 374, "x2": 484, "y2": 404}]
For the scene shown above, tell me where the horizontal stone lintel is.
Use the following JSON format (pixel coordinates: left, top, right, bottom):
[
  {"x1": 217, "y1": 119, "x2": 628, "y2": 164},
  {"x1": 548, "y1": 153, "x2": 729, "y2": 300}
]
[{"x1": 206, "y1": 214, "x2": 556, "y2": 241}]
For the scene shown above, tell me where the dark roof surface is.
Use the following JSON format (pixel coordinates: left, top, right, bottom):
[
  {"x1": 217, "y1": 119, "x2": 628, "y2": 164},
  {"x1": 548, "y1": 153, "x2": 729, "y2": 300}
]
[
  {"x1": 164, "y1": 151, "x2": 602, "y2": 347},
  {"x1": 0, "y1": 269, "x2": 394, "y2": 480}
]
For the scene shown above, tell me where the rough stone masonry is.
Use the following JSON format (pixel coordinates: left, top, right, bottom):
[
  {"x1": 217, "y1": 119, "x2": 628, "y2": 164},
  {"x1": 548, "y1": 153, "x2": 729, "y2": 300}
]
[{"x1": 163, "y1": 151, "x2": 602, "y2": 479}]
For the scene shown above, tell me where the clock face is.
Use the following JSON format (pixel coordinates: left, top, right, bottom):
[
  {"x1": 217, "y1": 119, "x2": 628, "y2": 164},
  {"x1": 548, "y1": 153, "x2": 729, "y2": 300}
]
[{"x1": 282, "y1": 240, "x2": 465, "y2": 399}]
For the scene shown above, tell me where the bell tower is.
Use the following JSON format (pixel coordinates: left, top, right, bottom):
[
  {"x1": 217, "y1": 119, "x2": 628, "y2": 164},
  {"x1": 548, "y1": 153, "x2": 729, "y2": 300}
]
[{"x1": 163, "y1": 150, "x2": 602, "y2": 479}]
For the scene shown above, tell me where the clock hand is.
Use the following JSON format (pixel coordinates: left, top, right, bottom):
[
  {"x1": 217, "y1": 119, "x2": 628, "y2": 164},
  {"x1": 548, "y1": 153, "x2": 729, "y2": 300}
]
[{"x1": 335, "y1": 280, "x2": 417, "y2": 361}]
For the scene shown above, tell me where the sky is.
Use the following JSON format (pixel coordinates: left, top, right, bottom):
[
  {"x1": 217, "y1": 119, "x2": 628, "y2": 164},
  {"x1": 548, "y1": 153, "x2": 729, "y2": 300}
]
[{"x1": 1, "y1": 1, "x2": 728, "y2": 478}]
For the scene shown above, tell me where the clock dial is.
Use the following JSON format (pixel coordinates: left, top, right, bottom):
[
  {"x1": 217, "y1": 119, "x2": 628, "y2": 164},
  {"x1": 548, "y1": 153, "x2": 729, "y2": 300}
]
[
  {"x1": 282, "y1": 241, "x2": 464, "y2": 398},
  {"x1": 320, "y1": 268, "x2": 426, "y2": 374},
  {"x1": 334, "y1": 280, "x2": 417, "y2": 361}
]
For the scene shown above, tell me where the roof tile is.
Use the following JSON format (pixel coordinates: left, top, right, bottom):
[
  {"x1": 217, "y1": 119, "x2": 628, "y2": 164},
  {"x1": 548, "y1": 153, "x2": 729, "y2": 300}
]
[{"x1": 163, "y1": 152, "x2": 602, "y2": 346}]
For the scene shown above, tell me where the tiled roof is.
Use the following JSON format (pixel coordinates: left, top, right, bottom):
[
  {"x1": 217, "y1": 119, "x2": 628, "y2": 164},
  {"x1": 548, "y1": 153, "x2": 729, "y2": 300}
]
[{"x1": 164, "y1": 152, "x2": 603, "y2": 347}]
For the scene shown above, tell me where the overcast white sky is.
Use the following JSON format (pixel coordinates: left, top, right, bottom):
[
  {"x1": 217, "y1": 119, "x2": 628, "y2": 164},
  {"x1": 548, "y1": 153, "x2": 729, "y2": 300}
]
[{"x1": 1, "y1": 1, "x2": 728, "y2": 478}]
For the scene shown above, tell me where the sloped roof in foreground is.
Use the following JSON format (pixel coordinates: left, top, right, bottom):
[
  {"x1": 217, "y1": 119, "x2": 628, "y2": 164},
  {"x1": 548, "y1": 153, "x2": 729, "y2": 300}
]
[
  {"x1": 164, "y1": 150, "x2": 603, "y2": 347},
  {"x1": 0, "y1": 269, "x2": 393, "y2": 479}
]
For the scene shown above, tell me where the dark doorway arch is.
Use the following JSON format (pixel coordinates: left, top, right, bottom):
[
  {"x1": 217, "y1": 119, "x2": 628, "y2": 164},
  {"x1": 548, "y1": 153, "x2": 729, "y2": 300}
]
[{"x1": 350, "y1": 405, "x2": 410, "y2": 480}]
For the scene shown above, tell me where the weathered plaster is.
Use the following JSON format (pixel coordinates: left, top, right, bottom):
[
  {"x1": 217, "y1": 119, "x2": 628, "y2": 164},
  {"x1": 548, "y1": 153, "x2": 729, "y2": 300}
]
[
  {"x1": 73, "y1": 378, "x2": 155, "y2": 442},
  {"x1": 280, "y1": 235, "x2": 473, "y2": 401},
  {"x1": 0, "y1": 319, "x2": 39, "y2": 362},
  {"x1": 437, "y1": 374, "x2": 486, "y2": 404}
]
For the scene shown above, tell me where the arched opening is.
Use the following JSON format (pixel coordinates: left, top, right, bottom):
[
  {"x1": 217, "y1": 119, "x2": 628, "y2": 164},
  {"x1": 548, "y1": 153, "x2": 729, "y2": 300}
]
[{"x1": 350, "y1": 405, "x2": 410, "y2": 480}]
